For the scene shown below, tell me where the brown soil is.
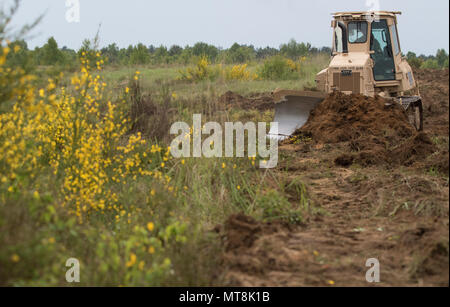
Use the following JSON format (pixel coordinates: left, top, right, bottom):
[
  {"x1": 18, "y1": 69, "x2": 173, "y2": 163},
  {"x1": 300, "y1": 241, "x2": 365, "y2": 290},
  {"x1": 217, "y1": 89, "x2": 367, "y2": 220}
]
[
  {"x1": 298, "y1": 92, "x2": 416, "y2": 143},
  {"x1": 218, "y1": 69, "x2": 449, "y2": 287},
  {"x1": 289, "y1": 92, "x2": 439, "y2": 169}
]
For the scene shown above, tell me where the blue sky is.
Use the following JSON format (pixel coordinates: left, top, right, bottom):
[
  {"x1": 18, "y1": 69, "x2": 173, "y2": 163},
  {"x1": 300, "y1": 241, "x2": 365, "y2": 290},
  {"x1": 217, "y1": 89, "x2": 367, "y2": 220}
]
[{"x1": 9, "y1": 0, "x2": 450, "y2": 55}]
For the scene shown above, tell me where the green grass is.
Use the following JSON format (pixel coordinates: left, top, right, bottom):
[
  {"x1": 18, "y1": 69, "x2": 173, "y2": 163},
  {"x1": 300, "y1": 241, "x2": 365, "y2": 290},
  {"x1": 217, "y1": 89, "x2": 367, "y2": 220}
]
[
  {"x1": 0, "y1": 53, "x2": 327, "y2": 287},
  {"x1": 100, "y1": 54, "x2": 329, "y2": 98}
]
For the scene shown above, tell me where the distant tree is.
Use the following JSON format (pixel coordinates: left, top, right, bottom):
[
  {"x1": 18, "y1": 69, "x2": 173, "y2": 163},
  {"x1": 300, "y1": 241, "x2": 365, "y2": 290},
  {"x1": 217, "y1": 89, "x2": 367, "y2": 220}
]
[
  {"x1": 225, "y1": 43, "x2": 255, "y2": 63},
  {"x1": 117, "y1": 47, "x2": 130, "y2": 65},
  {"x1": 179, "y1": 46, "x2": 193, "y2": 64},
  {"x1": 169, "y1": 45, "x2": 183, "y2": 57},
  {"x1": 130, "y1": 43, "x2": 149, "y2": 65},
  {"x1": 280, "y1": 39, "x2": 311, "y2": 59},
  {"x1": 319, "y1": 47, "x2": 332, "y2": 54},
  {"x1": 436, "y1": 49, "x2": 449, "y2": 68},
  {"x1": 5, "y1": 40, "x2": 35, "y2": 72},
  {"x1": 421, "y1": 58, "x2": 440, "y2": 69},
  {"x1": 256, "y1": 46, "x2": 279, "y2": 59},
  {"x1": 406, "y1": 52, "x2": 423, "y2": 69},
  {"x1": 192, "y1": 42, "x2": 218, "y2": 61},
  {"x1": 101, "y1": 43, "x2": 119, "y2": 64},
  {"x1": 153, "y1": 45, "x2": 169, "y2": 64},
  {"x1": 40, "y1": 37, "x2": 64, "y2": 65}
]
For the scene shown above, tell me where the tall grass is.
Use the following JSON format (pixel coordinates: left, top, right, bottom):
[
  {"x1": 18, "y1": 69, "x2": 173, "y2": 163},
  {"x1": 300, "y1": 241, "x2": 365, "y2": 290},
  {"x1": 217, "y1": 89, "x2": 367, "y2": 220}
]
[{"x1": 1, "y1": 38, "x2": 322, "y2": 285}]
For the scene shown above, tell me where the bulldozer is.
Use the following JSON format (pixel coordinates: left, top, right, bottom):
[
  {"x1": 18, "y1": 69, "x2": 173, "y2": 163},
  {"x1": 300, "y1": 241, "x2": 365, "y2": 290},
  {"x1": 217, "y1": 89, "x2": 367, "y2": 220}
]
[{"x1": 269, "y1": 11, "x2": 423, "y2": 140}]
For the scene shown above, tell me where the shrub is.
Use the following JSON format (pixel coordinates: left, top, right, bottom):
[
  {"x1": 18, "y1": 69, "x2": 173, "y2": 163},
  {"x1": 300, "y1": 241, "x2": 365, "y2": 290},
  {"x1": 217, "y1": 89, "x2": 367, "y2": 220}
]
[
  {"x1": 258, "y1": 56, "x2": 301, "y2": 80},
  {"x1": 177, "y1": 56, "x2": 220, "y2": 82},
  {"x1": 223, "y1": 64, "x2": 258, "y2": 81},
  {"x1": 421, "y1": 59, "x2": 440, "y2": 69}
]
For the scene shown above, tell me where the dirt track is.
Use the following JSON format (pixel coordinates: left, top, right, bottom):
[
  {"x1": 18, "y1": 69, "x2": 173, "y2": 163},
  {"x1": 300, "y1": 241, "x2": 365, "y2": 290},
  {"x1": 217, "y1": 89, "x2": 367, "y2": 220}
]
[{"x1": 218, "y1": 69, "x2": 449, "y2": 286}]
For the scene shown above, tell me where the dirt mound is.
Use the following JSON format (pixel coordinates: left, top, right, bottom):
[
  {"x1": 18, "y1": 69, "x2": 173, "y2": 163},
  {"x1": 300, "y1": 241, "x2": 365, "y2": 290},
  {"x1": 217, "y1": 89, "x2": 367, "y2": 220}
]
[
  {"x1": 288, "y1": 92, "x2": 437, "y2": 167},
  {"x1": 414, "y1": 68, "x2": 449, "y2": 136},
  {"x1": 223, "y1": 214, "x2": 262, "y2": 251},
  {"x1": 426, "y1": 151, "x2": 450, "y2": 175},
  {"x1": 298, "y1": 92, "x2": 416, "y2": 143},
  {"x1": 218, "y1": 91, "x2": 273, "y2": 111},
  {"x1": 391, "y1": 132, "x2": 437, "y2": 166},
  {"x1": 335, "y1": 132, "x2": 437, "y2": 168}
]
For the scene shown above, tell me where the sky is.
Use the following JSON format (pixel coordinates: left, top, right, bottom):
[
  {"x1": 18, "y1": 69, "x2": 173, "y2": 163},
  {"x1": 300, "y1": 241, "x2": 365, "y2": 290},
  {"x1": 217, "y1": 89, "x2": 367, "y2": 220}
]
[{"x1": 7, "y1": 0, "x2": 450, "y2": 55}]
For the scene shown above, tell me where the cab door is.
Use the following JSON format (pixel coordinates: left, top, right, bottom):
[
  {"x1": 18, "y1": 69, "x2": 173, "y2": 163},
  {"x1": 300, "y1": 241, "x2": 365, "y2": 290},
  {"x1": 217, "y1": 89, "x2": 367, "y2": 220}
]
[{"x1": 370, "y1": 19, "x2": 396, "y2": 81}]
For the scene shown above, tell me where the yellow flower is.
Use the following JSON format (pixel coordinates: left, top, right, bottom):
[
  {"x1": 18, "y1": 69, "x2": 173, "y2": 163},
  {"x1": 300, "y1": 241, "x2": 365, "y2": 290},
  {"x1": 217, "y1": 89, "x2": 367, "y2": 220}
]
[
  {"x1": 237, "y1": 185, "x2": 241, "y2": 190},
  {"x1": 313, "y1": 250, "x2": 319, "y2": 256},
  {"x1": 126, "y1": 253, "x2": 137, "y2": 267},
  {"x1": 148, "y1": 246, "x2": 155, "y2": 254},
  {"x1": 138, "y1": 261, "x2": 145, "y2": 271},
  {"x1": 327, "y1": 280, "x2": 335, "y2": 285},
  {"x1": 181, "y1": 159, "x2": 185, "y2": 165},
  {"x1": 222, "y1": 163, "x2": 226, "y2": 169},
  {"x1": 39, "y1": 89, "x2": 45, "y2": 97},
  {"x1": 161, "y1": 162, "x2": 165, "y2": 168},
  {"x1": 32, "y1": 191, "x2": 40, "y2": 199},
  {"x1": 147, "y1": 222, "x2": 154, "y2": 232},
  {"x1": 11, "y1": 254, "x2": 20, "y2": 263},
  {"x1": 48, "y1": 237, "x2": 56, "y2": 244}
]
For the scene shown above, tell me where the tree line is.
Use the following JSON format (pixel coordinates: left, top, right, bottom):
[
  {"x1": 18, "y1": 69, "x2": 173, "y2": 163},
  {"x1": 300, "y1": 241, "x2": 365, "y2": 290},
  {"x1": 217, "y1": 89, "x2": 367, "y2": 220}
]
[
  {"x1": 5, "y1": 36, "x2": 449, "y2": 70},
  {"x1": 6, "y1": 38, "x2": 331, "y2": 69}
]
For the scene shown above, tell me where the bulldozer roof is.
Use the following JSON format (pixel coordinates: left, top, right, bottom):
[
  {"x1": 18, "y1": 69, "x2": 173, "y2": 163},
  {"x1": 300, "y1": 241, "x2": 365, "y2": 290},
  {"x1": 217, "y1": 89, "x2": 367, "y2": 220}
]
[{"x1": 332, "y1": 11, "x2": 401, "y2": 18}]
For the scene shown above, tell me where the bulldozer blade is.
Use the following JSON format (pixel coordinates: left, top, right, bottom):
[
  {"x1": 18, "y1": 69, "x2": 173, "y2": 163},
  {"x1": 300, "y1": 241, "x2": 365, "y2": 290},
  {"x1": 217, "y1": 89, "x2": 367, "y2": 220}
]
[{"x1": 269, "y1": 92, "x2": 325, "y2": 140}]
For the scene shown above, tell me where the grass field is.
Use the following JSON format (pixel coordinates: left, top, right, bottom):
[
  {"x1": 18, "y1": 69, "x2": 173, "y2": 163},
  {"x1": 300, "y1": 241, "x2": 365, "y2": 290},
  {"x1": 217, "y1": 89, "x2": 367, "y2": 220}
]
[{"x1": 0, "y1": 44, "x2": 332, "y2": 286}]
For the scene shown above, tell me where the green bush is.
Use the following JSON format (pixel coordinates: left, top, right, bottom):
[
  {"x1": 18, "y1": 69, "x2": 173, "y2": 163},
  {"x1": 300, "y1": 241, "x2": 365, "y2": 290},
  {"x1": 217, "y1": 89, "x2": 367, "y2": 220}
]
[
  {"x1": 257, "y1": 56, "x2": 299, "y2": 80},
  {"x1": 406, "y1": 52, "x2": 423, "y2": 70},
  {"x1": 421, "y1": 59, "x2": 440, "y2": 69}
]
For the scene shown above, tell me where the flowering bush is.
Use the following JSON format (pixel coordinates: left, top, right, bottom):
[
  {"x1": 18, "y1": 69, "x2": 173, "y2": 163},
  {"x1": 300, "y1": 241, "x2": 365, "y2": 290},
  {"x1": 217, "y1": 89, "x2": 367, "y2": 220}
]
[
  {"x1": 177, "y1": 56, "x2": 220, "y2": 82},
  {"x1": 258, "y1": 56, "x2": 303, "y2": 80},
  {"x1": 223, "y1": 64, "x2": 258, "y2": 81},
  {"x1": 0, "y1": 40, "x2": 186, "y2": 285}
]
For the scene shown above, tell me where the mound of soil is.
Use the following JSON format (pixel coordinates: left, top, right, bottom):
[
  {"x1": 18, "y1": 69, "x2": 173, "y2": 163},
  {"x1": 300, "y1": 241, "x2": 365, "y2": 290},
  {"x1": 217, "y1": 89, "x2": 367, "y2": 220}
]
[
  {"x1": 298, "y1": 92, "x2": 416, "y2": 143},
  {"x1": 426, "y1": 151, "x2": 450, "y2": 175},
  {"x1": 290, "y1": 92, "x2": 437, "y2": 167},
  {"x1": 390, "y1": 132, "x2": 437, "y2": 166},
  {"x1": 219, "y1": 91, "x2": 273, "y2": 111},
  {"x1": 223, "y1": 214, "x2": 262, "y2": 251}
]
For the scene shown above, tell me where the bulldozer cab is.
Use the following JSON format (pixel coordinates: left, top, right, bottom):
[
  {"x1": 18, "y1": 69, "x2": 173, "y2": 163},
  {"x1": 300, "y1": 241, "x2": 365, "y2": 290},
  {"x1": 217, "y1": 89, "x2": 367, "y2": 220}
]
[{"x1": 332, "y1": 12, "x2": 402, "y2": 82}]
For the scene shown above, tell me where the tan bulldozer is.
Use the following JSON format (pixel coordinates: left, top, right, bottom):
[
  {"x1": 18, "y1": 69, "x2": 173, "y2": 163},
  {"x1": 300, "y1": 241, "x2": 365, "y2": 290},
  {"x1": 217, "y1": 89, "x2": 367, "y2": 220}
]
[{"x1": 269, "y1": 11, "x2": 423, "y2": 140}]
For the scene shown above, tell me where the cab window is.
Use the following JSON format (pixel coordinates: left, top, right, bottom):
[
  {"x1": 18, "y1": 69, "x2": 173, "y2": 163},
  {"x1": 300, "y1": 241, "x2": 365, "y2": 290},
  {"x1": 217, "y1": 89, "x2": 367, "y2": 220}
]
[
  {"x1": 370, "y1": 19, "x2": 396, "y2": 81},
  {"x1": 348, "y1": 21, "x2": 368, "y2": 43},
  {"x1": 390, "y1": 24, "x2": 401, "y2": 55}
]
